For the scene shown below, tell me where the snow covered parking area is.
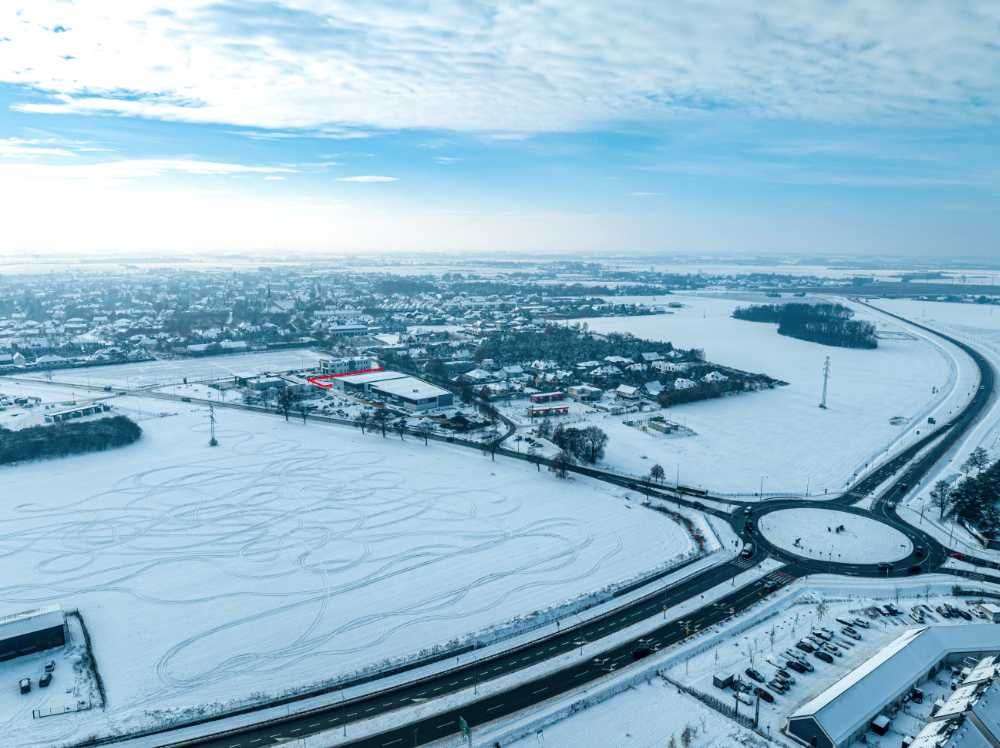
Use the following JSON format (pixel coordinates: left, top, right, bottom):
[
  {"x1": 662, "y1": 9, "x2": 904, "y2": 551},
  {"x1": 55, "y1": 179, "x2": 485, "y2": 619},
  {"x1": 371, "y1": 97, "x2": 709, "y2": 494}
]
[
  {"x1": 0, "y1": 401, "x2": 692, "y2": 744},
  {"x1": 760, "y1": 508, "x2": 912, "y2": 563}
]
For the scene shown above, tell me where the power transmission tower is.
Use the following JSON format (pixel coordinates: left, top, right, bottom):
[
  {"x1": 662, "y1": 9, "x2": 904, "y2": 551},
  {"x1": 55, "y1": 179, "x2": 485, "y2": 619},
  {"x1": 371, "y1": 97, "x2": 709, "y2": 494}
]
[
  {"x1": 209, "y1": 404, "x2": 218, "y2": 446},
  {"x1": 819, "y1": 356, "x2": 831, "y2": 409}
]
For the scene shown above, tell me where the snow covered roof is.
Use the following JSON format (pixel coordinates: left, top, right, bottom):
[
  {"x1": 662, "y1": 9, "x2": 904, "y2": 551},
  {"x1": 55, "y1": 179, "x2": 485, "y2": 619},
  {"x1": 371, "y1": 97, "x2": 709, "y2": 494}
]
[
  {"x1": 789, "y1": 625, "x2": 1000, "y2": 747},
  {"x1": 337, "y1": 370, "x2": 408, "y2": 385},
  {"x1": 371, "y1": 376, "x2": 451, "y2": 401},
  {"x1": 970, "y1": 681, "x2": 1000, "y2": 743},
  {"x1": 0, "y1": 605, "x2": 64, "y2": 640}
]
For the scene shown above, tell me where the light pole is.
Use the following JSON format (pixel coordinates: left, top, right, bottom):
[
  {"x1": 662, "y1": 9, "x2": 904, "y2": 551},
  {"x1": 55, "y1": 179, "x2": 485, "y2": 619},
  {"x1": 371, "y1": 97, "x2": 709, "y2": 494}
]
[{"x1": 760, "y1": 475, "x2": 766, "y2": 498}]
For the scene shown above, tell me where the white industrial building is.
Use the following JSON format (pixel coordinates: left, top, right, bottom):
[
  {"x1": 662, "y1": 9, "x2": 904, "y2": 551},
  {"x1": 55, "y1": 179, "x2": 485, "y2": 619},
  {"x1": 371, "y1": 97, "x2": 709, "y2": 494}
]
[
  {"x1": 0, "y1": 605, "x2": 67, "y2": 661},
  {"x1": 786, "y1": 624, "x2": 1000, "y2": 748},
  {"x1": 370, "y1": 377, "x2": 453, "y2": 412}
]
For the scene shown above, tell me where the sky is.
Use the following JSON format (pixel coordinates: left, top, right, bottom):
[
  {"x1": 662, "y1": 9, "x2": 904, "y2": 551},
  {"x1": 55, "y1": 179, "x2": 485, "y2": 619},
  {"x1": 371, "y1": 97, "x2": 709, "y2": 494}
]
[{"x1": 0, "y1": 1, "x2": 997, "y2": 258}]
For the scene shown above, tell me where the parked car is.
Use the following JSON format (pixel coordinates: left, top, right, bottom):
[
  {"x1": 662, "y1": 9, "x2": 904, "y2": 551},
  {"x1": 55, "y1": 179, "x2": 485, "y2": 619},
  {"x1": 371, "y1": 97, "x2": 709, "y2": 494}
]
[
  {"x1": 842, "y1": 628, "x2": 862, "y2": 640},
  {"x1": 755, "y1": 686, "x2": 775, "y2": 703},
  {"x1": 39, "y1": 672, "x2": 52, "y2": 688},
  {"x1": 796, "y1": 640, "x2": 815, "y2": 653},
  {"x1": 18, "y1": 678, "x2": 30, "y2": 694},
  {"x1": 852, "y1": 617, "x2": 871, "y2": 629},
  {"x1": 815, "y1": 650, "x2": 834, "y2": 664},
  {"x1": 745, "y1": 668, "x2": 765, "y2": 683},
  {"x1": 768, "y1": 679, "x2": 787, "y2": 694}
]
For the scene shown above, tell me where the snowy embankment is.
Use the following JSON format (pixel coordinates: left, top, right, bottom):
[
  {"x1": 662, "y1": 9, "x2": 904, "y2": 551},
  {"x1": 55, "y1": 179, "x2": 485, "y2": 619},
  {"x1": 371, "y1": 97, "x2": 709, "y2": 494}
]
[
  {"x1": 877, "y1": 299, "x2": 1000, "y2": 562},
  {"x1": 566, "y1": 294, "x2": 972, "y2": 495},
  {"x1": 0, "y1": 398, "x2": 694, "y2": 746}
]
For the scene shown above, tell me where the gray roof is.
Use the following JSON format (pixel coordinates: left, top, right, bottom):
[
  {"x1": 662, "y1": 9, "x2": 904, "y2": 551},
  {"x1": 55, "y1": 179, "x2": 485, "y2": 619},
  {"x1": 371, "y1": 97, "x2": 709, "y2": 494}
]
[{"x1": 789, "y1": 624, "x2": 1000, "y2": 746}]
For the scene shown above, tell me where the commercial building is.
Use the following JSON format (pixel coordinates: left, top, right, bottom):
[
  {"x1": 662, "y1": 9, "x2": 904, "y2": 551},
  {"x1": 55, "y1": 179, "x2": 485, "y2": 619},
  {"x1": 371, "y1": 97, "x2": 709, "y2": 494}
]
[
  {"x1": 319, "y1": 356, "x2": 376, "y2": 376},
  {"x1": 44, "y1": 401, "x2": 112, "y2": 423},
  {"x1": 333, "y1": 370, "x2": 408, "y2": 395},
  {"x1": 786, "y1": 624, "x2": 1000, "y2": 748},
  {"x1": 370, "y1": 376, "x2": 453, "y2": 412},
  {"x1": 0, "y1": 605, "x2": 67, "y2": 661},
  {"x1": 909, "y1": 657, "x2": 999, "y2": 747}
]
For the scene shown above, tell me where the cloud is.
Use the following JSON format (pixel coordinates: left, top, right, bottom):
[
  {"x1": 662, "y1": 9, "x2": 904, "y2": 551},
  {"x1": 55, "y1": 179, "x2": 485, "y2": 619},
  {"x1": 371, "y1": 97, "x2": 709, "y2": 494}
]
[
  {"x1": 0, "y1": 137, "x2": 78, "y2": 158},
  {"x1": 336, "y1": 175, "x2": 397, "y2": 182},
  {"x1": 0, "y1": 157, "x2": 295, "y2": 181},
  {"x1": 0, "y1": 1, "x2": 996, "y2": 134}
]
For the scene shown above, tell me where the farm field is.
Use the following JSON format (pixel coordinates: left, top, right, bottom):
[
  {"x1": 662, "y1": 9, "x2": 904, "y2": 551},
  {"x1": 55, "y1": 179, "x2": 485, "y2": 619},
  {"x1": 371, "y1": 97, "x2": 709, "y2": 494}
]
[
  {"x1": 564, "y1": 295, "x2": 974, "y2": 495},
  {"x1": 0, "y1": 397, "x2": 693, "y2": 744},
  {"x1": 21, "y1": 349, "x2": 326, "y2": 389}
]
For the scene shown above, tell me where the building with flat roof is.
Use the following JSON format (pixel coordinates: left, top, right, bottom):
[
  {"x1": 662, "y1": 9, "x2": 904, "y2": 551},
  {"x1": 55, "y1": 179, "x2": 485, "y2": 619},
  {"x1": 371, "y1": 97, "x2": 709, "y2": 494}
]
[
  {"x1": 44, "y1": 401, "x2": 111, "y2": 423},
  {"x1": 0, "y1": 605, "x2": 66, "y2": 661},
  {"x1": 787, "y1": 624, "x2": 1000, "y2": 748},
  {"x1": 370, "y1": 376, "x2": 453, "y2": 412},
  {"x1": 332, "y1": 370, "x2": 408, "y2": 394}
]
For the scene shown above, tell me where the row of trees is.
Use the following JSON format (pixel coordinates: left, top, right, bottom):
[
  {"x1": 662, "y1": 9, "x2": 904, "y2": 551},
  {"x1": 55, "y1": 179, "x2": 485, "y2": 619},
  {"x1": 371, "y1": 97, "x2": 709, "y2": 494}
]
[
  {"x1": 929, "y1": 447, "x2": 999, "y2": 539},
  {"x1": 733, "y1": 302, "x2": 878, "y2": 349},
  {"x1": 550, "y1": 424, "x2": 609, "y2": 464},
  {"x1": 0, "y1": 415, "x2": 142, "y2": 465},
  {"x1": 474, "y1": 324, "x2": 684, "y2": 368}
]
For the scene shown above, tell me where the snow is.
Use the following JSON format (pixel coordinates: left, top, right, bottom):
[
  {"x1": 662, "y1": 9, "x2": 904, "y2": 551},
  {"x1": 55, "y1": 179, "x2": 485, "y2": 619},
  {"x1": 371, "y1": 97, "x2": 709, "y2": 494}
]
[
  {"x1": 877, "y1": 299, "x2": 1000, "y2": 561},
  {"x1": 564, "y1": 294, "x2": 971, "y2": 495},
  {"x1": 760, "y1": 508, "x2": 913, "y2": 563},
  {"x1": 506, "y1": 678, "x2": 766, "y2": 748},
  {"x1": 0, "y1": 399, "x2": 693, "y2": 744},
  {"x1": 20, "y1": 349, "x2": 327, "y2": 388}
]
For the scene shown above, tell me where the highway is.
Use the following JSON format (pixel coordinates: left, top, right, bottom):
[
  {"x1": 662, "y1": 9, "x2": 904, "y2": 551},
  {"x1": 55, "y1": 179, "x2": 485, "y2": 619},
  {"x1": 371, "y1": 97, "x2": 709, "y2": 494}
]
[{"x1": 10, "y1": 304, "x2": 997, "y2": 748}]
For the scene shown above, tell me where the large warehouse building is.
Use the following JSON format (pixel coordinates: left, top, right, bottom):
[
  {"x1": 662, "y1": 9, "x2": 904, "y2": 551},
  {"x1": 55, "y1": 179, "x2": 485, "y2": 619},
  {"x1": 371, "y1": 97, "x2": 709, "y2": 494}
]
[
  {"x1": 0, "y1": 605, "x2": 67, "y2": 661},
  {"x1": 332, "y1": 369, "x2": 453, "y2": 411},
  {"x1": 786, "y1": 624, "x2": 1000, "y2": 748}
]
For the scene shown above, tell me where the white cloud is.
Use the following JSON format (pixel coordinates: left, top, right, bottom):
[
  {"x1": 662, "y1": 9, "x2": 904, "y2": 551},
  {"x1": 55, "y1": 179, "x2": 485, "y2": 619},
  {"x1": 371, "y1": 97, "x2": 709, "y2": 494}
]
[
  {"x1": 336, "y1": 175, "x2": 397, "y2": 182},
  {"x1": 0, "y1": 2, "x2": 996, "y2": 134},
  {"x1": 0, "y1": 158, "x2": 295, "y2": 181},
  {"x1": 0, "y1": 137, "x2": 77, "y2": 158}
]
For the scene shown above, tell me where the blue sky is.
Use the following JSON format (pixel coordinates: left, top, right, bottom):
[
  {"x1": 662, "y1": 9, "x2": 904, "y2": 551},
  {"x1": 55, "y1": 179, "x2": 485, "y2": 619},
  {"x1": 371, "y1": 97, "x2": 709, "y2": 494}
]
[{"x1": 0, "y1": 2, "x2": 997, "y2": 256}]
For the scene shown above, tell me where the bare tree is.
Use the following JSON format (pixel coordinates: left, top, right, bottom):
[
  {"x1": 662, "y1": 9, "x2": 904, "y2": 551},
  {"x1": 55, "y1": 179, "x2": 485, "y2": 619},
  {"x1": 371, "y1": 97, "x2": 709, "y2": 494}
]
[
  {"x1": 552, "y1": 450, "x2": 571, "y2": 479},
  {"x1": 929, "y1": 479, "x2": 952, "y2": 519},
  {"x1": 355, "y1": 412, "x2": 369, "y2": 435},
  {"x1": 649, "y1": 463, "x2": 666, "y2": 483},
  {"x1": 417, "y1": 421, "x2": 431, "y2": 445},
  {"x1": 395, "y1": 417, "x2": 407, "y2": 440}
]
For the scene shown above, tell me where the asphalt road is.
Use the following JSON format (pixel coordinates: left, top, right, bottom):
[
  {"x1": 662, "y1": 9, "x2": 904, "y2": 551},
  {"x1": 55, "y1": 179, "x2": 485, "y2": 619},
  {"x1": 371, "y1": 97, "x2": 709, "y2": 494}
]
[{"x1": 10, "y1": 303, "x2": 990, "y2": 748}]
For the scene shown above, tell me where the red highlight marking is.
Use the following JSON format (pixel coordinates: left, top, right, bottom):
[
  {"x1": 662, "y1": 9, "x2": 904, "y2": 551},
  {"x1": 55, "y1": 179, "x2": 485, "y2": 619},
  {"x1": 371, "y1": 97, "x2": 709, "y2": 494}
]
[{"x1": 307, "y1": 367, "x2": 385, "y2": 389}]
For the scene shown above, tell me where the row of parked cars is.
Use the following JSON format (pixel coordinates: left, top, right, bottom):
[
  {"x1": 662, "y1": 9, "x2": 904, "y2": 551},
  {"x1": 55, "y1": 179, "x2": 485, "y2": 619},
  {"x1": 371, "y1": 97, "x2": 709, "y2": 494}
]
[{"x1": 17, "y1": 660, "x2": 55, "y2": 695}]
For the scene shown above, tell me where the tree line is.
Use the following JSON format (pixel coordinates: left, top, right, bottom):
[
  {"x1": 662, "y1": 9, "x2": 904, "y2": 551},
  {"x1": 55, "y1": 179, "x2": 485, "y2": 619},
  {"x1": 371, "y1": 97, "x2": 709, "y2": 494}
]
[
  {"x1": 0, "y1": 415, "x2": 143, "y2": 466},
  {"x1": 474, "y1": 323, "x2": 683, "y2": 368},
  {"x1": 929, "y1": 447, "x2": 999, "y2": 540},
  {"x1": 732, "y1": 302, "x2": 878, "y2": 349}
]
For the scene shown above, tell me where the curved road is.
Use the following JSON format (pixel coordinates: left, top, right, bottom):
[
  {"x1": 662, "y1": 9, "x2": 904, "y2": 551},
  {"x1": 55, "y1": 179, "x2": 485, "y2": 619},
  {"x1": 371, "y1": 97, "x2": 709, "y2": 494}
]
[{"x1": 141, "y1": 305, "x2": 1000, "y2": 748}]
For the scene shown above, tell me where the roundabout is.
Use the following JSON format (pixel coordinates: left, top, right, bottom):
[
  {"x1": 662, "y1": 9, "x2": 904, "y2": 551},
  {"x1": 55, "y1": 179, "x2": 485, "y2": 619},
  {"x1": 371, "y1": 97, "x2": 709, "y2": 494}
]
[{"x1": 758, "y1": 507, "x2": 912, "y2": 564}]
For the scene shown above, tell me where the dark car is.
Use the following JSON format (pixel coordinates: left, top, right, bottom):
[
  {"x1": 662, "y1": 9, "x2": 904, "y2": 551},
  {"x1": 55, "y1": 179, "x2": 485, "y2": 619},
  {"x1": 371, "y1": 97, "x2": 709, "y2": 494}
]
[
  {"x1": 907, "y1": 564, "x2": 922, "y2": 575},
  {"x1": 39, "y1": 672, "x2": 52, "y2": 688},
  {"x1": 755, "y1": 686, "x2": 775, "y2": 703},
  {"x1": 786, "y1": 660, "x2": 807, "y2": 674},
  {"x1": 745, "y1": 668, "x2": 765, "y2": 683},
  {"x1": 18, "y1": 678, "x2": 30, "y2": 694},
  {"x1": 814, "y1": 651, "x2": 834, "y2": 664},
  {"x1": 795, "y1": 641, "x2": 815, "y2": 653}
]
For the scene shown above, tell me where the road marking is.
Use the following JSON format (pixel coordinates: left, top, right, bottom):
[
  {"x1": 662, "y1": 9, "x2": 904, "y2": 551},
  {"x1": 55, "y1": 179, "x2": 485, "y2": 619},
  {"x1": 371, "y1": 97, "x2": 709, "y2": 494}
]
[
  {"x1": 487, "y1": 703, "x2": 504, "y2": 712},
  {"x1": 383, "y1": 740, "x2": 403, "y2": 746},
  {"x1": 309, "y1": 723, "x2": 321, "y2": 728},
  {"x1": 532, "y1": 686, "x2": 548, "y2": 695},
  {"x1": 573, "y1": 670, "x2": 588, "y2": 678},
  {"x1": 437, "y1": 721, "x2": 454, "y2": 729}
]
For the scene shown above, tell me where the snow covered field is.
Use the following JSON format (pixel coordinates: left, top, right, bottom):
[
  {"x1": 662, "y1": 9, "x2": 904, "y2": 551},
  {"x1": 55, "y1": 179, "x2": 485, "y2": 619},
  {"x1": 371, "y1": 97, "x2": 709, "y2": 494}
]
[
  {"x1": 21, "y1": 349, "x2": 326, "y2": 389},
  {"x1": 566, "y1": 294, "x2": 972, "y2": 494},
  {"x1": 760, "y1": 508, "x2": 912, "y2": 563},
  {"x1": 0, "y1": 398, "x2": 692, "y2": 744},
  {"x1": 877, "y1": 299, "x2": 1000, "y2": 561},
  {"x1": 507, "y1": 678, "x2": 766, "y2": 748}
]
